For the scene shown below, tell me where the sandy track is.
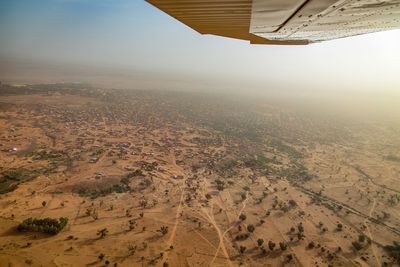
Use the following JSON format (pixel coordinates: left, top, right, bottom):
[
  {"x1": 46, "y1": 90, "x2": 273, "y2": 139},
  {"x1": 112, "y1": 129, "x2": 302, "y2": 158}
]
[
  {"x1": 201, "y1": 205, "x2": 233, "y2": 267},
  {"x1": 206, "y1": 191, "x2": 249, "y2": 266},
  {"x1": 162, "y1": 152, "x2": 186, "y2": 264},
  {"x1": 169, "y1": 192, "x2": 184, "y2": 243},
  {"x1": 364, "y1": 199, "x2": 381, "y2": 267}
]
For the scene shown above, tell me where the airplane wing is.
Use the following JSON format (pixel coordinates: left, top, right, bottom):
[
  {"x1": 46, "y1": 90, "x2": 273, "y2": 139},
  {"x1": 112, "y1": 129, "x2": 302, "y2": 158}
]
[{"x1": 145, "y1": 0, "x2": 400, "y2": 45}]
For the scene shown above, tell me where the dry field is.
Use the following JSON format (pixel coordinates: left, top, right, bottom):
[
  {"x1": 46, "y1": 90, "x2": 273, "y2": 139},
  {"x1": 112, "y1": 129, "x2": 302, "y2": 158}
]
[{"x1": 0, "y1": 84, "x2": 399, "y2": 267}]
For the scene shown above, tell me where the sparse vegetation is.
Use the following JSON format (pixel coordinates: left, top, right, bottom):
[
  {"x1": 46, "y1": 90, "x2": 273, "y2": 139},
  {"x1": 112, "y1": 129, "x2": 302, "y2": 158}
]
[
  {"x1": 384, "y1": 154, "x2": 400, "y2": 162},
  {"x1": 97, "y1": 228, "x2": 109, "y2": 239},
  {"x1": 77, "y1": 180, "x2": 131, "y2": 199},
  {"x1": 0, "y1": 168, "x2": 38, "y2": 194},
  {"x1": 268, "y1": 240, "x2": 276, "y2": 251},
  {"x1": 279, "y1": 242, "x2": 287, "y2": 251},
  {"x1": 384, "y1": 241, "x2": 400, "y2": 263},
  {"x1": 247, "y1": 224, "x2": 255, "y2": 233},
  {"x1": 158, "y1": 226, "x2": 169, "y2": 236},
  {"x1": 2, "y1": 84, "x2": 400, "y2": 266},
  {"x1": 352, "y1": 241, "x2": 363, "y2": 251}
]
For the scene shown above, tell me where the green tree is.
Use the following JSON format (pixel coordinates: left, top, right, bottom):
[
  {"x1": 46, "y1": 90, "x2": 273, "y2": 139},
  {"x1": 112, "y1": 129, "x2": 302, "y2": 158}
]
[
  {"x1": 97, "y1": 228, "x2": 109, "y2": 239},
  {"x1": 158, "y1": 226, "x2": 169, "y2": 236},
  {"x1": 308, "y1": 241, "x2": 315, "y2": 249},
  {"x1": 279, "y1": 242, "x2": 287, "y2": 251},
  {"x1": 247, "y1": 224, "x2": 255, "y2": 233},
  {"x1": 215, "y1": 179, "x2": 225, "y2": 191},
  {"x1": 268, "y1": 240, "x2": 276, "y2": 251},
  {"x1": 297, "y1": 223, "x2": 304, "y2": 233},
  {"x1": 85, "y1": 208, "x2": 92, "y2": 216},
  {"x1": 297, "y1": 232, "x2": 304, "y2": 240},
  {"x1": 352, "y1": 241, "x2": 363, "y2": 251}
]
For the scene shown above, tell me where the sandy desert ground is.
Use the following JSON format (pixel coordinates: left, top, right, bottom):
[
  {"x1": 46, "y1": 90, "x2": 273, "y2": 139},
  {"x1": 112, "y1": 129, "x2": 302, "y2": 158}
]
[{"x1": 0, "y1": 83, "x2": 399, "y2": 267}]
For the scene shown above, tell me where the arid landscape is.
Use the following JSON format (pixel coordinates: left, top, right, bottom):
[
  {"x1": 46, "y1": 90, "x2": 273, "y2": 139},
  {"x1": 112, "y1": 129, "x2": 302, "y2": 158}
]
[{"x1": 0, "y1": 83, "x2": 399, "y2": 267}]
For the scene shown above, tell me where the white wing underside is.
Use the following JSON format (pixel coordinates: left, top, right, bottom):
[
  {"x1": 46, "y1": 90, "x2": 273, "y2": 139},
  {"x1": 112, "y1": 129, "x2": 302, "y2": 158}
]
[
  {"x1": 147, "y1": 0, "x2": 400, "y2": 45},
  {"x1": 251, "y1": 0, "x2": 400, "y2": 42}
]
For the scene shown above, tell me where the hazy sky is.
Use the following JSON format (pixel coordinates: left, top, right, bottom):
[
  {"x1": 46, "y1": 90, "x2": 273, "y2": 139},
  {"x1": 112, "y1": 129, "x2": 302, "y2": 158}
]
[{"x1": 0, "y1": 0, "x2": 400, "y2": 93}]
